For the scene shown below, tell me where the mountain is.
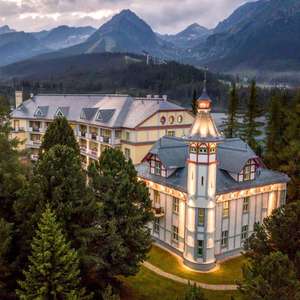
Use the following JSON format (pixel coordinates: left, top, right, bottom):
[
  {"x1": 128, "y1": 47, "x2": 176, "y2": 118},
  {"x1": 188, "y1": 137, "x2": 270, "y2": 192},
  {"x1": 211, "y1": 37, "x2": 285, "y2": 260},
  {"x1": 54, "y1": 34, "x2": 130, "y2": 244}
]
[
  {"x1": 0, "y1": 52, "x2": 230, "y2": 108},
  {"x1": 46, "y1": 9, "x2": 178, "y2": 60},
  {"x1": 0, "y1": 32, "x2": 48, "y2": 66},
  {"x1": 160, "y1": 23, "x2": 211, "y2": 48},
  {"x1": 33, "y1": 25, "x2": 96, "y2": 50},
  {"x1": 0, "y1": 25, "x2": 15, "y2": 35},
  {"x1": 191, "y1": 0, "x2": 300, "y2": 83}
]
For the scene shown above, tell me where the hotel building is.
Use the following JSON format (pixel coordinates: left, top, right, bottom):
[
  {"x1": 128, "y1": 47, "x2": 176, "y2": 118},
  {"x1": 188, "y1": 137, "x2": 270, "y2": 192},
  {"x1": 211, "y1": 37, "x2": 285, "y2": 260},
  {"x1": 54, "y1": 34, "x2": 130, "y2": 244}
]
[
  {"x1": 137, "y1": 84, "x2": 289, "y2": 271},
  {"x1": 10, "y1": 92, "x2": 194, "y2": 165}
]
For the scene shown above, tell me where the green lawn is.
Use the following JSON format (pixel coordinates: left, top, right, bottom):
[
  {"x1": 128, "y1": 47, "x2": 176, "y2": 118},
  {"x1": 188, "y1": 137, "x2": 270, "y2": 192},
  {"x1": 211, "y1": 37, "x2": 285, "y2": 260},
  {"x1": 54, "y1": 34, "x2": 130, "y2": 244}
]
[
  {"x1": 121, "y1": 266, "x2": 241, "y2": 300},
  {"x1": 147, "y1": 245, "x2": 246, "y2": 285}
]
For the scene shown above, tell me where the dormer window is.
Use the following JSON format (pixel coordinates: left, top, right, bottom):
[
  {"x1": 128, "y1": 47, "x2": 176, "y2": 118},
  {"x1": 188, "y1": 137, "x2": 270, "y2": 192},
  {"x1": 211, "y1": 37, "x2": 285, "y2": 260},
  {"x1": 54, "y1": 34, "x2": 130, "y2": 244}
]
[
  {"x1": 238, "y1": 159, "x2": 257, "y2": 182},
  {"x1": 190, "y1": 146, "x2": 197, "y2": 154},
  {"x1": 149, "y1": 155, "x2": 166, "y2": 177},
  {"x1": 199, "y1": 146, "x2": 207, "y2": 154},
  {"x1": 55, "y1": 108, "x2": 64, "y2": 117}
]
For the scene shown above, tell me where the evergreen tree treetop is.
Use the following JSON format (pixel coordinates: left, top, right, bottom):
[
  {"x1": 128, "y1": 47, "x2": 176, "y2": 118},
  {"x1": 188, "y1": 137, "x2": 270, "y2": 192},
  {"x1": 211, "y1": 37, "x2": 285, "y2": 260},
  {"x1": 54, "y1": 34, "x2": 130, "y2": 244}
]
[
  {"x1": 16, "y1": 207, "x2": 91, "y2": 300},
  {"x1": 40, "y1": 116, "x2": 80, "y2": 155}
]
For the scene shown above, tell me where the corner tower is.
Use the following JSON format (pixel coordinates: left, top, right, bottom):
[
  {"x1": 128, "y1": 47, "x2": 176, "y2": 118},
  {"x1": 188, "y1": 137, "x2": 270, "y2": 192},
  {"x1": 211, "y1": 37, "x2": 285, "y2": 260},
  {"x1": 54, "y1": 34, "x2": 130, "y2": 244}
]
[{"x1": 183, "y1": 75, "x2": 224, "y2": 270}]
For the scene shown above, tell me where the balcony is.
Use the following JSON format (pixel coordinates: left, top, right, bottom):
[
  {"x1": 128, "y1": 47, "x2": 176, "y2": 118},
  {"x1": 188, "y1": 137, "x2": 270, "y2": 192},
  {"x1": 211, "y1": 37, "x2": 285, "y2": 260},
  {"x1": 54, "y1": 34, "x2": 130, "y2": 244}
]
[
  {"x1": 89, "y1": 149, "x2": 98, "y2": 158},
  {"x1": 99, "y1": 136, "x2": 111, "y2": 144},
  {"x1": 13, "y1": 127, "x2": 25, "y2": 132},
  {"x1": 27, "y1": 140, "x2": 41, "y2": 148},
  {"x1": 80, "y1": 146, "x2": 87, "y2": 153},
  {"x1": 152, "y1": 206, "x2": 165, "y2": 218}
]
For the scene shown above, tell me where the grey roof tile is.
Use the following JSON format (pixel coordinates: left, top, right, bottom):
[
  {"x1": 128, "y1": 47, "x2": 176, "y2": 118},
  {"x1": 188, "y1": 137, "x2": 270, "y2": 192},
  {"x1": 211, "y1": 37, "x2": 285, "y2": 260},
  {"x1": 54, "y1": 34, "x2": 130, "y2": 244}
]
[{"x1": 136, "y1": 136, "x2": 289, "y2": 195}]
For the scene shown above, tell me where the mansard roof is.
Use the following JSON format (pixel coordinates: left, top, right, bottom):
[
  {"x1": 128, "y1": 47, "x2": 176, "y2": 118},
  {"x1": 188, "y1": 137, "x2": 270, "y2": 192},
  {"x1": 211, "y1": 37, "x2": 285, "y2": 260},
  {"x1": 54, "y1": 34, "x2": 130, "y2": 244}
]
[
  {"x1": 11, "y1": 94, "x2": 187, "y2": 129},
  {"x1": 137, "y1": 136, "x2": 289, "y2": 195}
]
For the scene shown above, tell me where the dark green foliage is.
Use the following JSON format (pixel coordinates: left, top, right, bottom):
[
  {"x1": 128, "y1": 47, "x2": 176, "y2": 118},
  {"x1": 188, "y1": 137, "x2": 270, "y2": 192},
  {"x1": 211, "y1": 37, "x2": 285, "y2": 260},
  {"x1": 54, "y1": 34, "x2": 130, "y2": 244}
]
[
  {"x1": 264, "y1": 93, "x2": 286, "y2": 169},
  {"x1": 14, "y1": 145, "x2": 99, "y2": 268},
  {"x1": 279, "y1": 91, "x2": 300, "y2": 201},
  {"x1": 88, "y1": 148, "x2": 153, "y2": 283},
  {"x1": 183, "y1": 282, "x2": 207, "y2": 300},
  {"x1": 238, "y1": 252, "x2": 300, "y2": 300},
  {"x1": 241, "y1": 202, "x2": 300, "y2": 299},
  {"x1": 17, "y1": 207, "x2": 91, "y2": 300},
  {"x1": 102, "y1": 285, "x2": 120, "y2": 300},
  {"x1": 40, "y1": 117, "x2": 80, "y2": 155},
  {"x1": 0, "y1": 218, "x2": 13, "y2": 292},
  {"x1": 223, "y1": 83, "x2": 241, "y2": 138},
  {"x1": 192, "y1": 89, "x2": 198, "y2": 115},
  {"x1": 241, "y1": 81, "x2": 263, "y2": 153}
]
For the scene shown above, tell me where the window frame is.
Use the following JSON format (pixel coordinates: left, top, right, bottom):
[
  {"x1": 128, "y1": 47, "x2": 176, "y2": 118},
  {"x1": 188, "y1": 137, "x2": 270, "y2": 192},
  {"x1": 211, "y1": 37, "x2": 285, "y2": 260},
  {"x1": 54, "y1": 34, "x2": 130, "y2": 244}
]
[
  {"x1": 172, "y1": 197, "x2": 179, "y2": 214},
  {"x1": 197, "y1": 240, "x2": 204, "y2": 257},
  {"x1": 154, "y1": 218, "x2": 160, "y2": 233},
  {"x1": 222, "y1": 201, "x2": 229, "y2": 219},
  {"x1": 172, "y1": 225, "x2": 179, "y2": 242},
  {"x1": 241, "y1": 225, "x2": 249, "y2": 241},
  {"x1": 221, "y1": 230, "x2": 228, "y2": 248},
  {"x1": 198, "y1": 208, "x2": 205, "y2": 226},
  {"x1": 243, "y1": 197, "x2": 250, "y2": 214}
]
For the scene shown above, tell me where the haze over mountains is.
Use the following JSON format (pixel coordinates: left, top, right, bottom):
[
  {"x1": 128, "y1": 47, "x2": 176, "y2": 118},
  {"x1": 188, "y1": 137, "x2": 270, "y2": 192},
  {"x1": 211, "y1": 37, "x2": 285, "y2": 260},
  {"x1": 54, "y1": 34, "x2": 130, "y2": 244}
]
[{"x1": 0, "y1": 0, "x2": 299, "y2": 85}]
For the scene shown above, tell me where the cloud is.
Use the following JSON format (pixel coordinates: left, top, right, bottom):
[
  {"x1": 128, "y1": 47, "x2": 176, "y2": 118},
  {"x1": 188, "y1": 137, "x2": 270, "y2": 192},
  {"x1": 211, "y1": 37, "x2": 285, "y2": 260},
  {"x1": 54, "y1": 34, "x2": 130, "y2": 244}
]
[{"x1": 0, "y1": 0, "x2": 254, "y2": 33}]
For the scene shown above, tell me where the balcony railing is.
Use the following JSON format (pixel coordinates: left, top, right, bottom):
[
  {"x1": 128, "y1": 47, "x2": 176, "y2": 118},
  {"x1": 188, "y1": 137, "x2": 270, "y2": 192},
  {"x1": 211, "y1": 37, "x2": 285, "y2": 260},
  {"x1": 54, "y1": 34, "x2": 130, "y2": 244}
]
[
  {"x1": 99, "y1": 136, "x2": 111, "y2": 144},
  {"x1": 91, "y1": 133, "x2": 98, "y2": 141},
  {"x1": 89, "y1": 149, "x2": 98, "y2": 158},
  {"x1": 152, "y1": 207, "x2": 165, "y2": 218},
  {"x1": 80, "y1": 146, "x2": 87, "y2": 153},
  {"x1": 80, "y1": 131, "x2": 87, "y2": 138},
  {"x1": 13, "y1": 127, "x2": 25, "y2": 132}
]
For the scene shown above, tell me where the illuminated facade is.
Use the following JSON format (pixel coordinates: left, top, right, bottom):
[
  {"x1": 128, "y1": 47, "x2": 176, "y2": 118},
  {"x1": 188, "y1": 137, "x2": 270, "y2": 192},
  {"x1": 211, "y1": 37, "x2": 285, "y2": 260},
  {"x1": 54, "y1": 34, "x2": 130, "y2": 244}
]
[
  {"x1": 10, "y1": 92, "x2": 194, "y2": 165},
  {"x1": 137, "y1": 84, "x2": 289, "y2": 271}
]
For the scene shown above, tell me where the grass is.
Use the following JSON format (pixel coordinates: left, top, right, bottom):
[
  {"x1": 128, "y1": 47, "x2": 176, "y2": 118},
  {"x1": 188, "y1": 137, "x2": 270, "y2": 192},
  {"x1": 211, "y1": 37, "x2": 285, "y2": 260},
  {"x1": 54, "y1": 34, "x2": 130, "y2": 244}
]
[
  {"x1": 120, "y1": 266, "x2": 241, "y2": 300},
  {"x1": 147, "y1": 245, "x2": 246, "y2": 285}
]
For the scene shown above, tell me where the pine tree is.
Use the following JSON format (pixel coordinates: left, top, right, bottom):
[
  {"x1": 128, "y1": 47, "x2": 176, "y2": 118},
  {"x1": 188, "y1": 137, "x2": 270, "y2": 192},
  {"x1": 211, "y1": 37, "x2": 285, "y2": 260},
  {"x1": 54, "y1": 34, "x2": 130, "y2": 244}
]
[
  {"x1": 239, "y1": 252, "x2": 300, "y2": 300},
  {"x1": 88, "y1": 148, "x2": 153, "y2": 285},
  {"x1": 264, "y1": 93, "x2": 286, "y2": 169},
  {"x1": 14, "y1": 145, "x2": 99, "y2": 271},
  {"x1": 17, "y1": 207, "x2": 91, "y2": 299},
  {"x1": 241, "y1": 81, "x2": 263, "y2": 153},
  {"x1": 223, "y1": 83, "x2": 241, "y2": 138},
  {"x1": 102, "y1": 285, "x2": 120, "y2": 300},
  {"x1": 0, "y1": 218, "x2": 12, "y2": 293},
  {"x1": 40, "y1": 117, "x2": 80, "y2": 155},
  {"x1": 279, "y1": 91, "x2": 300, "y2": 201},
  {"x1": 183, "y1": 282, "x2": 207, "y2": 300},
  {"x1": 192, "y1": 89, "x2": 198, "y2": 115}
]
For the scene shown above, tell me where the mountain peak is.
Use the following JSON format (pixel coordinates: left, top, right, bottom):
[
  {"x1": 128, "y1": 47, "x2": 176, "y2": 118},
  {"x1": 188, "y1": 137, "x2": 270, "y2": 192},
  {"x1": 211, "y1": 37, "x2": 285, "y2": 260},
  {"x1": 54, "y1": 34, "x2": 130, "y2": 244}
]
[{"x1": 0, "y1": 25, "x2": 15, "y2": 35}]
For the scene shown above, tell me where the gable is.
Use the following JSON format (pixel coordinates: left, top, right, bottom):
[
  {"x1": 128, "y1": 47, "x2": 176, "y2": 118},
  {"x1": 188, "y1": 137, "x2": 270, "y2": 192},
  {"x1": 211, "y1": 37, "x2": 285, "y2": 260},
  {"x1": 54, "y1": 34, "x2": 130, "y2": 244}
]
[{"x1": 95, "y1": 109, "x2": 116, "y2": 123}]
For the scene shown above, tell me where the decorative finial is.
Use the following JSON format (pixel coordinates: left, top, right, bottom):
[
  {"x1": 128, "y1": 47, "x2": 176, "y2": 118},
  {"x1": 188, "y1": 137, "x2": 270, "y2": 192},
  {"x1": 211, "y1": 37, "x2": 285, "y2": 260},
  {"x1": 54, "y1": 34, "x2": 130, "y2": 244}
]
[{"x1": 203, "y1": 66, "x2": 208, "y2": 92}]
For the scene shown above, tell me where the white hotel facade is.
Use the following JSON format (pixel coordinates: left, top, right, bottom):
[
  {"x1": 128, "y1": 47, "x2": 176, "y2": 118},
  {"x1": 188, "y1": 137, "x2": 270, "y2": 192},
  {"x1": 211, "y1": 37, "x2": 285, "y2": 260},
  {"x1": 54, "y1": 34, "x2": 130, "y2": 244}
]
[{"x1": 137, "y1": 84, "x2": 289, "y2": 270}]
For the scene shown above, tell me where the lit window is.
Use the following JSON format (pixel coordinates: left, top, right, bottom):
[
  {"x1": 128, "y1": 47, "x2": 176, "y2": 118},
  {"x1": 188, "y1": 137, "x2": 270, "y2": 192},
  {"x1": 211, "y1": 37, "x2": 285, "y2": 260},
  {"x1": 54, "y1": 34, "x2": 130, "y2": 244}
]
[
  {"x1": 154, "y1": 218, "x2": 160, "y2": 233},
  {"x1": 210, "y1": 146, "x2": 216, "y2": 153},
  {"x1": 242, "y1": 160, "x2": 256, "y2": 181},
  {"x1": 221, "y1": 230, "x2": 228, "y2": 248},
  {"x1": 223, "y1": 201, "x2": 229, "y2": 218},
  {"x1": 241, "y1": 225, "x2": 248, "y2": 241},
  {"x1": 177, "y1": 115, "x2": 183, "y2": 123},
  {"x1": 243, "y1": 197, "x2": 250, "y2": 213},
  {"x1": 172, "y1": 225, "x2": 179, "y2": 242},
  {"x1": 198, "y1": 209, "x2": 205, "y2": 226},
  {"x1": 167, "y1": 130, "x2": 175, "y2": 137},
  {"x1": 154, "y1": 190, "x2": 160, "y2": 205},
  {"x1": 160, "y1": 116, "x2": 166, "y2": 125},
  {"x1": 172, "y1": 197, "x2": 179, "y2": 214},
  {"x1": 197, "y1": 240, "x2": 204, "y2": 257}
]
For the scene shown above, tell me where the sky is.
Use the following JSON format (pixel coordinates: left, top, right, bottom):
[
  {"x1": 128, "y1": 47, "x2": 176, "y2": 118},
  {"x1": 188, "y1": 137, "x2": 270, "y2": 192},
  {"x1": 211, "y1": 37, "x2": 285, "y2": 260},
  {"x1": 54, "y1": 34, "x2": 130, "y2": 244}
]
[{"x1": 0, "y1": 0, "x2": 254, "y2": 34}]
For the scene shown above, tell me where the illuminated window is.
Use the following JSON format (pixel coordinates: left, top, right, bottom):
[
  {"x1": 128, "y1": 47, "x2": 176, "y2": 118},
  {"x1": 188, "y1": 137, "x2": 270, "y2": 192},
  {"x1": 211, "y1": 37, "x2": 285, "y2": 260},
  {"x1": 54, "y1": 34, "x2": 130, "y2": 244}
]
[
  {"x1": 210, "y1": 146, "x2": 216, "y2": 153},
  {"x1": 221, "y1": 230, "x2": 228, "y2": 248},
  {"x1": 154, "y1": 218, "x2": 160, "y2": 233},
  {"x1": 242, "y1": 160, "x2": 256, "y2": 181},
  {"x1": 177, "y1": 115, "x2": 183, "y2": 123},
  {"x1": 197, "y1": 240, "x2": 204, "y2": 257},
  {"x1": 172, "y1": 225, "x2": 179, "y2": 242},
  {"x1": 241, "y1": 225, "x2": 248, "y2": 241},
  {"x1": 172, "y1": 197, "x2": 179, "y2": 214},
  {"x1": 223, "y1": 201, "x2": 229, "y2": 218},
  {"x1": 243, "y1": 197, "x2": 250, "y2": 213},
  {"x1": 160, "y1": 116, "x2": 166, "y2": 125},
  {"x1": 198, "y1": 209, "x2": 205, "y2": 226},
  {"x1": 154, "y1": 190, "x2": 160, "y2": 205}
]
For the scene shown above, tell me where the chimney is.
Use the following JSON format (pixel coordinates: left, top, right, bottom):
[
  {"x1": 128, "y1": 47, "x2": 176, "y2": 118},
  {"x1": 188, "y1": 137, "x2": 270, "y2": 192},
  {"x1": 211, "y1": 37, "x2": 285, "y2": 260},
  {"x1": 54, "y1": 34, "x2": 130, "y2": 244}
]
[
  {"x1": 162, "y1": 95, "x2": 168, "y2": 102},
  {"x1": 15, "y1": 91, "x2": 24, "y2": 108}
]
